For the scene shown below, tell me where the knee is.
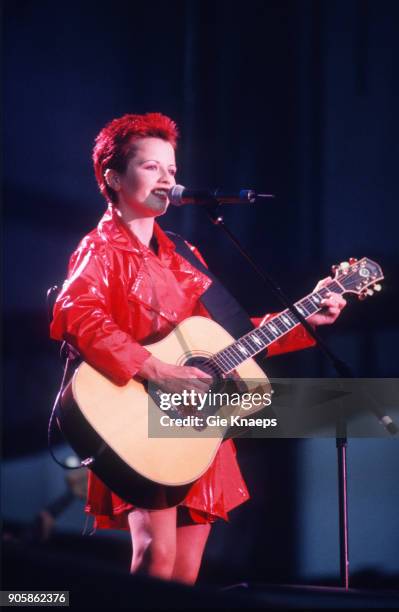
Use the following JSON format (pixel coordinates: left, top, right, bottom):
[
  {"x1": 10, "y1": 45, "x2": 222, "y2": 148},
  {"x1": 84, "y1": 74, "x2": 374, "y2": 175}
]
[
  {"x1": 147, "y1": 542, "x2": 175, "y2": 579},
  {"x1": 130, "y1": 528, "x2": 153, "y2": 573},
  {"x1": 172, "y1": 557, "x2": 201, "y2": 585},
  {"x1": 131, "y1": 535, "x2": 175, "y2": 580}
]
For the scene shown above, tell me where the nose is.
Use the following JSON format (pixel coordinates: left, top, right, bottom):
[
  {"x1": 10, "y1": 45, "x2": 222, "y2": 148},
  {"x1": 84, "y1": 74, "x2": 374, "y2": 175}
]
[{"x1": 158, "y1": 166, "x2": 175, "y2": 186}]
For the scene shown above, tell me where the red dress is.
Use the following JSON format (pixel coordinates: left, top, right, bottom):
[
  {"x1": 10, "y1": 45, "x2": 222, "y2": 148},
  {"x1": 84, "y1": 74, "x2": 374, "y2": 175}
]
[{"x1": 50, "y1": 203, "x2": 315, "y2": 530}]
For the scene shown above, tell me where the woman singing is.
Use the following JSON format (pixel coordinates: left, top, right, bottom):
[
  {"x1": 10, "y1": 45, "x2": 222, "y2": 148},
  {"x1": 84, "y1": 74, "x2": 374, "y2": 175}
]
[{"x1": 50, "y1": 113, "x2": 346, "y2": 584}]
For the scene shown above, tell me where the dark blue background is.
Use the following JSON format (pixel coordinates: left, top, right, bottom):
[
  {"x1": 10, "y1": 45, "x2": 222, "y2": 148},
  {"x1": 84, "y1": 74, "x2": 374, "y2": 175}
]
[{"x1": 3, "y1": 0, "x2": 399, "y2": 588}]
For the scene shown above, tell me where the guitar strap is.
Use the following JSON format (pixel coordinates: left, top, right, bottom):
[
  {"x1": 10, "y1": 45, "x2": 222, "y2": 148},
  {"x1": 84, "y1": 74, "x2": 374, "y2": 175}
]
[
  {"x1": 166, "y1": 231, "x2": 268, "y2": 359},
  {"x1": 166, "y1": 233, "x2": 278, "y2": 439}
]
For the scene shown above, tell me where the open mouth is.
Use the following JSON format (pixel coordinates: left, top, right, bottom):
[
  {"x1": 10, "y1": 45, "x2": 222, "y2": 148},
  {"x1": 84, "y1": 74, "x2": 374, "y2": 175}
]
[{"x1": 151, "y1": 189, "x2": 169, "y2": 202}]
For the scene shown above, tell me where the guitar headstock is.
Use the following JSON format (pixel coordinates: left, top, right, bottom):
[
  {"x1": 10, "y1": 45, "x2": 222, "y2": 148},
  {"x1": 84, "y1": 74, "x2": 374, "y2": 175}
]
[{"x1": 331, "y1": 257, "x2": 384, "y2": 300}]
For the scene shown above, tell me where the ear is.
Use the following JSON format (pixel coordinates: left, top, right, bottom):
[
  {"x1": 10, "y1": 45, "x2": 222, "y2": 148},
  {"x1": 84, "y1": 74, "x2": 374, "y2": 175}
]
[{"x1": 104, "y1": 168, "x2": 121, "y2": 191}]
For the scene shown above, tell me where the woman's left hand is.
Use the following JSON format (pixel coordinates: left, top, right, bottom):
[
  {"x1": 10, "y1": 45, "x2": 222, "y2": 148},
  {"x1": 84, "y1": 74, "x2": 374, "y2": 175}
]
[{"x1": 307, "y1": 277, "x2": 347, "y2": 327}]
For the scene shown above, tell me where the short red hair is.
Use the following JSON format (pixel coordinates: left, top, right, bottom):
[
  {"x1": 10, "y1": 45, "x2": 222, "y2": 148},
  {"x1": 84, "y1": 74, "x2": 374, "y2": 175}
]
[{"x1": 92, "y1": 112, "x2": 179, "y2": 202}]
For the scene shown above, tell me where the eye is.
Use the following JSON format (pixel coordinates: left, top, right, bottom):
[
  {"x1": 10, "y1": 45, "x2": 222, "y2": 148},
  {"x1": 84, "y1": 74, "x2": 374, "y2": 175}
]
[
  {"x1": 145, "y1": 164, "x2": 158, "y2": 171},
  {"x1": 168, "y1": 168, "x2": 177, "y2": 177}
]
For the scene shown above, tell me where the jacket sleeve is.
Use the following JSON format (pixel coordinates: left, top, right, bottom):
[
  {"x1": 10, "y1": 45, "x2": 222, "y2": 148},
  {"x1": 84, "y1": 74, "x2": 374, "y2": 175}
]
[
  {"x1": 49, "y1": 243, "x2": 151, "y2": 386},
  {"x1": 250, "y1": 313, "x2": 316, "y2": 357}
]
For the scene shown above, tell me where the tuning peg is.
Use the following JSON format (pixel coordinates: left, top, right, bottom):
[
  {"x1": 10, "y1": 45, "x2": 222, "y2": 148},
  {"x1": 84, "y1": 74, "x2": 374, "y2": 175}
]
[
  {"x1": 373, "y1": 283, "x2": 382, "y2": 292},
  {"x1": 339, "y1": 261, "x2": 350, "y2": 273},
  {"x1": 349, "y1": 257, "x2": 358, "y2": 265},
  {"x1": 331, "y1": 264, "x2": 339, "y2": 274},
  {"x1": 366, "y1": 288, "x2": 374, "y2": 296},
  {"x1": 358, "y1": 292, "x2": 367, "y2": 301}
]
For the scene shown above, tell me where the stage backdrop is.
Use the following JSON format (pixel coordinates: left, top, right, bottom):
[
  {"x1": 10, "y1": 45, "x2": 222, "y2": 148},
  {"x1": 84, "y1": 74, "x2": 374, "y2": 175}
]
[{"x1": 3, "y1": 0, "x2": 399, "y2": 585}]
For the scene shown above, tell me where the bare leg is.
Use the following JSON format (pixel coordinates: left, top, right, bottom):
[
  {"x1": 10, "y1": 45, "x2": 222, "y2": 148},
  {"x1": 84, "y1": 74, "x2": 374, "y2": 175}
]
[
  {"x1": 128, "y1": 507, "x2": 177, "y2": 581},
  {"x1": 172, "y1": 522, "x2": 212, "y2": 585}
]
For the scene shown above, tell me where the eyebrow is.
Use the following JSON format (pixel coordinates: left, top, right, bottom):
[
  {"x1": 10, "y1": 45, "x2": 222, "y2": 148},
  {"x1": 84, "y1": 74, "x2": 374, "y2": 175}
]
[{"x1": 140, "y1": 159, "x2": 177, "y2": 168}]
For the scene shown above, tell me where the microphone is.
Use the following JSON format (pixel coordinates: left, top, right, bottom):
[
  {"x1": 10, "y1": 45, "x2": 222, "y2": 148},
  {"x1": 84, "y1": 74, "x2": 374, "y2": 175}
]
[{"x1": 169, "y1": 185, "x2": 274, "y2": 206}]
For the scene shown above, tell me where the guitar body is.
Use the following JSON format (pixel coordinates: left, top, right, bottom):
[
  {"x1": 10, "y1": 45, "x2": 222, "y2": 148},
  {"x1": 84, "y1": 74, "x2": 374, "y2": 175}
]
[{"x1": 58, "y1": 316, "x2": 270, "y2": 510}]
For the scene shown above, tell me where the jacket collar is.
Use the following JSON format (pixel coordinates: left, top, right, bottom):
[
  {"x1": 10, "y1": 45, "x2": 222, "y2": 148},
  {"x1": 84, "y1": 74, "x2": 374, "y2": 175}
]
[{"x1": 98, "y1": 203, "x2": 177, "y2": 255}]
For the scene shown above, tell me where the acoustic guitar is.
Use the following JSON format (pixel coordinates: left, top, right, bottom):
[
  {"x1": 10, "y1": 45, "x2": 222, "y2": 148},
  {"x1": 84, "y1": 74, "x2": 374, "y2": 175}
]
[{"x1": 57, "y1": 257, "x2": 383, "y2": 509}]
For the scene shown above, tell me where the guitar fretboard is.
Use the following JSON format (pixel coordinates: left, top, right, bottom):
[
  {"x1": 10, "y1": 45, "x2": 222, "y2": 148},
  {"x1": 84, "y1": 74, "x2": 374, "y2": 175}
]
[{"x1": 206, "y1": 281, "x2": 342, "y2": 375}]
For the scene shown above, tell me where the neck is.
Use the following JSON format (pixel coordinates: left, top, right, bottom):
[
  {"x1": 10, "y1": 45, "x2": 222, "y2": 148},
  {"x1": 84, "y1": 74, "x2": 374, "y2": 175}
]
[{"x1": 116, "y1": 200, "x2": 155, "y2": 247}]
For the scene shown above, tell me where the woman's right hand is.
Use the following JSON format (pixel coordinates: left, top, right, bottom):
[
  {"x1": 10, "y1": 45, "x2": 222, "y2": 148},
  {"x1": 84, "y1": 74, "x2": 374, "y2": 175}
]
[{"x1": 137, "y1": 354, "x2": 213, "y2": 395}]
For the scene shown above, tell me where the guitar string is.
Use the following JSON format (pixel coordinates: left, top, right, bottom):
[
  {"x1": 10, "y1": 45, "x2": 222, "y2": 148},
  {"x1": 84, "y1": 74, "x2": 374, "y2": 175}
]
[
  {"x1": 206, "y1": 283, "x2": 332, "y2": 372},
  {"x1": 203, "y1": 265, "x2": 380, "y2": 375}
]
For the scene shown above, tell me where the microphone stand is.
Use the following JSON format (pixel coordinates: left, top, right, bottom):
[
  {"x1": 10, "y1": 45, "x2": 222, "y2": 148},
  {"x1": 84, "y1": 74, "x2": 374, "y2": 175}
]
[{"x1": 202, "y1": 200, "x2": 363, "y2": 590}]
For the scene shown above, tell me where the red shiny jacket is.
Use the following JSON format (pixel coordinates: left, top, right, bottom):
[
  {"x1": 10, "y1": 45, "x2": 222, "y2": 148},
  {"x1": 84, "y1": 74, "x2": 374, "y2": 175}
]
[{"x1": 50, "y1": 203, "x2": 315, "y2": 530}]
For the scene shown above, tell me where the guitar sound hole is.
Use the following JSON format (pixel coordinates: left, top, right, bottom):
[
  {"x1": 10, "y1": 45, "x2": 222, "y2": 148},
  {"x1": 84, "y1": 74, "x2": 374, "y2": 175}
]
[
  {"x1": 183, "y1": 356, "x2": 223, "y2": 381},
  {"x1": 147, "y1": 358, "x2": 244, "y2": 432}
]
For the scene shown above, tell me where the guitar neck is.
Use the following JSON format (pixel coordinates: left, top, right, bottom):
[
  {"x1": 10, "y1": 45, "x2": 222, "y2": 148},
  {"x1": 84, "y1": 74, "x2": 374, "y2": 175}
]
[{"x1": 209, "y1": 280, "x2": 344, "y2": 375}]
